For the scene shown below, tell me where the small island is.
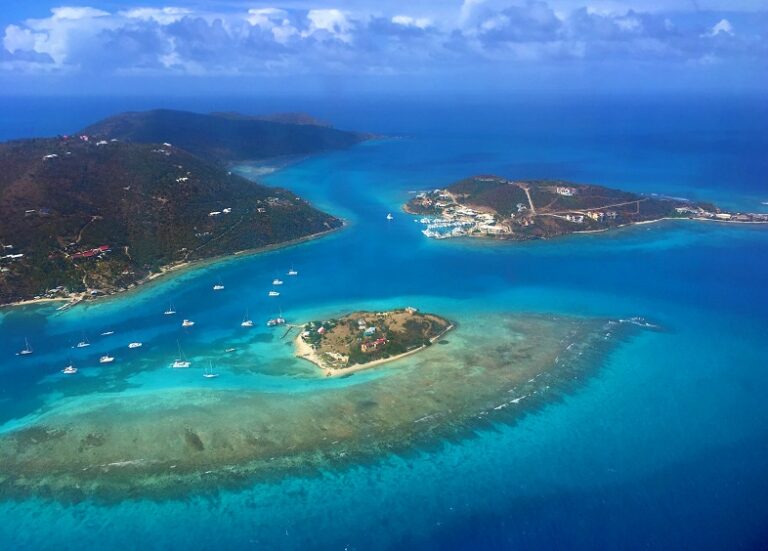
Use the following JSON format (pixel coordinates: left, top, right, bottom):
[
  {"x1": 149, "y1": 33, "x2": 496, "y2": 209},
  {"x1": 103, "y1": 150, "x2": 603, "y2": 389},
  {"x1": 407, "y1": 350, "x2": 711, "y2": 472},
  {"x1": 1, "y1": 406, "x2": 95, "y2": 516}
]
[
  {"x1": 405, "y1": 176, "x2": 768, "y2": 240},
  {"x1": 295, "y1": 307, "x2": 453, "y2": 376}
]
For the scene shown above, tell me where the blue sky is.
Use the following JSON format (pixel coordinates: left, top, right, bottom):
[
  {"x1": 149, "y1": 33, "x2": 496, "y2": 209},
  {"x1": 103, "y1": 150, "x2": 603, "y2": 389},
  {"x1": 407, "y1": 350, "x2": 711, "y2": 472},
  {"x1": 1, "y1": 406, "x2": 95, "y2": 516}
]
[{"x1": 1, "y1": 1, "x2": 766, "y2": 95}]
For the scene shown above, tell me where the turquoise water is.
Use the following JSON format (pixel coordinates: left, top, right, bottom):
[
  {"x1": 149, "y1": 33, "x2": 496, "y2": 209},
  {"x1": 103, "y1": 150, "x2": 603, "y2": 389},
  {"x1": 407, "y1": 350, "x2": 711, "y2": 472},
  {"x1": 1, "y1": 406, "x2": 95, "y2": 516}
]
[{"x1": 1, "y1": 96, "x2": 768, "y2": 549}]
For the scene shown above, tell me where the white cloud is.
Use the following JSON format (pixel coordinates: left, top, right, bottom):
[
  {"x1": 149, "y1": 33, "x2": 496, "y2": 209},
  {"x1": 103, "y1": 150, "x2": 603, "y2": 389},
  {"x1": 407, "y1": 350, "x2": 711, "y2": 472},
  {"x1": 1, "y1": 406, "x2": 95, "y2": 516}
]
[
  {"x1": 49, "y1": 7, "x2": 109, "y2": 20},
  {"x1": 247, "y1": 8, "x2": 299, "y2": 44},
  {"x1": 391, "y1": 15, "x2": 432, "y2": 30},
  {"x1": 273, "y1": 25, "x2": 300, "y2": 44},
  {"x1": 707, "y1": 18, "x2": 734, "y2": 36},
  {"x1": 3, "y1": 25, "x2": 39, "y2": 53},
  {"x1": 304, "y1": 9, "x2": 353, "y2": 42},
  {"x1": 9, "y1": 7, "x2": 116, "y2": 65},
  {"x1": 0, "y1": 2, "x2": 763, "y2": 79},
  {"x1": 615, "y1": 16, "x2": 642, "y2": 33},
  {"x1": 119, "y1": 7, "x2": 192, "y2": 25},
  {"x1": 247, "y1": 8, "x2": 287, "y2": 29},
  {"x1": 460, "y1": 0, "x2": 486, "y2": 25}
]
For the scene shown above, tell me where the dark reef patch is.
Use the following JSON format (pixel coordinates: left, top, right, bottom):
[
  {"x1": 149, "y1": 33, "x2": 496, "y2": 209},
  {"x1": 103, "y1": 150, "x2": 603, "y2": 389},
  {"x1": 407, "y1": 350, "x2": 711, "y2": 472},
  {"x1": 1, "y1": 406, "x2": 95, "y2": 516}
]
[{"x1": 184, "y1": 429, "x2": 205, "y2": 452}]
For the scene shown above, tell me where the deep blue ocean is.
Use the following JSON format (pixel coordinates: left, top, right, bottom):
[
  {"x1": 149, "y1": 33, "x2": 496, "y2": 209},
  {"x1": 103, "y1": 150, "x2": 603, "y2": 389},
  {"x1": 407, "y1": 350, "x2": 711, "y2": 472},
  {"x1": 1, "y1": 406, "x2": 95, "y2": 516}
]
[{"x1": 1, "y1": 94, "x2": 767, "y2": 550}]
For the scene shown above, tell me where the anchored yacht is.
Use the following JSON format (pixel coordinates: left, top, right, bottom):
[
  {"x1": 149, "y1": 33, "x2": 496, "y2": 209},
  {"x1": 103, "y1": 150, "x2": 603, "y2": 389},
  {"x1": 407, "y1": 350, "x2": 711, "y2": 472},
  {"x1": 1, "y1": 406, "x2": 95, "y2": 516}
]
[
  {"x1": 171, "y1": 341, "x2": 191, "y2": 369},
  {"x1": 203, "y1": 362, "x2": 219, "y2": 379},
  {"x1": 241, "y1": 309, "x2": 254, "y2": 327},
  {"x1": 17, "y1": 338, "x2": 33, "y2": 356},
  {"x1": 62, "y1": 363, "x2": 78, "y2": 374}
]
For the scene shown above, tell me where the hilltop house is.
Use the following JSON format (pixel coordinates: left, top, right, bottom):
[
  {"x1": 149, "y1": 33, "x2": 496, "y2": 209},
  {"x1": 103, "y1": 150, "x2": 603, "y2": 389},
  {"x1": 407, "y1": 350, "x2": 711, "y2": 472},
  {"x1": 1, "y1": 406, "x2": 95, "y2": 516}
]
[{"x1": 361, "y1": 337, "x2": 387, "y2": 353}]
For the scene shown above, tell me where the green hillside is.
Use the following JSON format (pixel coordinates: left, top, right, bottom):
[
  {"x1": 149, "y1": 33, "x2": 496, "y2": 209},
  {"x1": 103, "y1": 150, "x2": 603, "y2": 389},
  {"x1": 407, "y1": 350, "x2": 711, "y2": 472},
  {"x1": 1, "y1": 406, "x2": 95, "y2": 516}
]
[{"x1": 0, "y1": 137, "x2": 341, "y2": 304}]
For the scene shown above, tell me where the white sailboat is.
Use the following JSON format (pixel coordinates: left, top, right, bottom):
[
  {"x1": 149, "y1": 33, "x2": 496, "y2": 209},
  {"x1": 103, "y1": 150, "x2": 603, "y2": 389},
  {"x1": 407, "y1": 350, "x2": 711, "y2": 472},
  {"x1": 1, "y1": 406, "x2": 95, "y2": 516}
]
[
  {"x1": 99, "y1": 355, "x2": 115, "y2": 364},
  {"x1": 62, "y1": 362, "x2": 77, "y2": 374},
  {"x1": 164, "y1": 304, "x2": 177, "y2": 315},
  {"x1": 241, "y1": 309, "x2": 254, "y2": 328},
  {"x1": 287, "y1": 268, "x2": 298, "y2": 276},
  {"x1": 203, "y1": 362, "x2": 219, "y2": 379},
  {"x1": 17, "y1": 338, "x2": 33, "y2": 356},
  {"x1": 386, "y1": 213, "x2": 394, "y2": 220},
  {"x1": 171, "y1": 341, "x2": 191, "y2": 368}
]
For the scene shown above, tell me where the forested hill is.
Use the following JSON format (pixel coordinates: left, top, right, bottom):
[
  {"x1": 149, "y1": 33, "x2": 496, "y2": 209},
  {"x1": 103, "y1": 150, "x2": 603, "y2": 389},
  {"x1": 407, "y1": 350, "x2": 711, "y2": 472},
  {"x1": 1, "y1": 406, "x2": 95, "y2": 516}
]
[
  {"x1": 0, "y1": 137, "x2": 341, "y2": 305},
  {"x1": 80, "y1": 109, "x2": 369, "y2": 163}
]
